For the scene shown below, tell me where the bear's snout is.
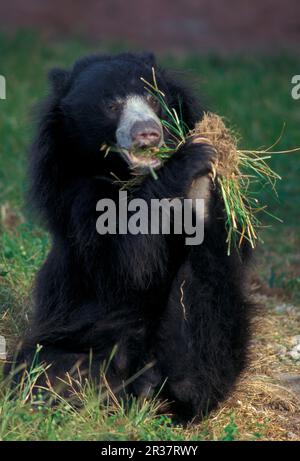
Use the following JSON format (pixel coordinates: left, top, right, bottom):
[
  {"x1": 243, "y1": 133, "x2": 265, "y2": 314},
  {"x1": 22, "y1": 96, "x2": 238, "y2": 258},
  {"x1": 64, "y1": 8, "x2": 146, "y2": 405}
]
[
  {"x1": 130, "y1": 120, "x2": 162, "y2": 148},
  {"x1": 116, "y1": 95, "x2": 164, "y2": 151}
]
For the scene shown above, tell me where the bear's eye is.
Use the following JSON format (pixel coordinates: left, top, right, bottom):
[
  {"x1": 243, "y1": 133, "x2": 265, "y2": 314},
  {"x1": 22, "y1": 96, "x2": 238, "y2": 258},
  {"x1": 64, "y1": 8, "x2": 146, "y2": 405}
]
[
  {"x1": 107, "y1": 100, "x2": 122, "y2": 113},
  {"x1": 146, "y1": 94, "x2": 161, "y2": 113}
]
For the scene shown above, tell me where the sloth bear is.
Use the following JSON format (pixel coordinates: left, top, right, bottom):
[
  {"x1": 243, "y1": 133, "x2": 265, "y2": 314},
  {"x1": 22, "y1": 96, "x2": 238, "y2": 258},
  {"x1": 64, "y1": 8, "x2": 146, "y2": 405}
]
[{"x1": 6, "y1": 52, "x2": 253, "y2": 421}]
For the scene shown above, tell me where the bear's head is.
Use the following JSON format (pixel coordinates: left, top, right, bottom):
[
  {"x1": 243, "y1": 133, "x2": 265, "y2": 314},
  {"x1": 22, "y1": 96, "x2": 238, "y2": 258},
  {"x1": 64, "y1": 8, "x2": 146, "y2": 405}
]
[{"x1": 44, "y1": 52, "x2": 203, "y2": 176}]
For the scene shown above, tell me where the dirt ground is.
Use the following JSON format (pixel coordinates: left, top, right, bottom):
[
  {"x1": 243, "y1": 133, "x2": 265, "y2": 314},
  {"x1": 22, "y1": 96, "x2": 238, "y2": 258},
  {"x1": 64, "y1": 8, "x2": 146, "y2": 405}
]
[{"x1": 211, "y1": 290, "x2": 300, "y2": 440}]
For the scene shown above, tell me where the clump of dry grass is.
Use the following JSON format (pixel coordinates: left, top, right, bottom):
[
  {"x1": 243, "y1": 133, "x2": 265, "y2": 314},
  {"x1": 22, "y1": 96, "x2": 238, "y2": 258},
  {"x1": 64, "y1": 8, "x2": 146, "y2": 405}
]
[
  {"x1": 192, "y1": 113, "x2": 239, "y2": 178},
  {"x1": 193, "y1": 112, "x2": 283, "y2": 254}
]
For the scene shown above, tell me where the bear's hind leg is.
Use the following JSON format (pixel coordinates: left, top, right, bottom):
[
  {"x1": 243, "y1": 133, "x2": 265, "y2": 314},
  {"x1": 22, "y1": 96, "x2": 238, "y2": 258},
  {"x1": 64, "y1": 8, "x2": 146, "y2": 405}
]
[{"x1": 155, "y1": 256, "x2": 251, "y2": 422}]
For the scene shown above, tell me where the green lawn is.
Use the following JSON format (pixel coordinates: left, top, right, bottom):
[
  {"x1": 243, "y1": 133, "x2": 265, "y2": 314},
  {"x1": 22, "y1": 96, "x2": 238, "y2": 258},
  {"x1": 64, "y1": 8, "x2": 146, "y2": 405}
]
[{"x1": 0, "y1": 32, "x2": 299, "y2": 440}]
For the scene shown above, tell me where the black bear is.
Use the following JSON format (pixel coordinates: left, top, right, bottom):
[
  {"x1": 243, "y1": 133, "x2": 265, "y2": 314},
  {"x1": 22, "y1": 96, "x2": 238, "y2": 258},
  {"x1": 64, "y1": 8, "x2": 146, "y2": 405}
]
[{"x1": 6, "y1": 52, "x2": 253, "y2": 421}]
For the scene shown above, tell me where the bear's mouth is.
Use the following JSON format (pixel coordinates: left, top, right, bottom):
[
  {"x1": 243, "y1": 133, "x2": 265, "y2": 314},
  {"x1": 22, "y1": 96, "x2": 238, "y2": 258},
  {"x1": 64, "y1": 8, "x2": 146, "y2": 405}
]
[{"x1": 120, "y1": 148, "x2": 162, "y2": 171}]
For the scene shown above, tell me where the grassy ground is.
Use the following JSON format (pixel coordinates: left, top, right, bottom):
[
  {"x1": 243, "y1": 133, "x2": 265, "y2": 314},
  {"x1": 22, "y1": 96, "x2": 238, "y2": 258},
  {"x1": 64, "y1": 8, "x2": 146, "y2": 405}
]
[{"x1": 0, "y1": 32, "x2": 299, "y2": 441}]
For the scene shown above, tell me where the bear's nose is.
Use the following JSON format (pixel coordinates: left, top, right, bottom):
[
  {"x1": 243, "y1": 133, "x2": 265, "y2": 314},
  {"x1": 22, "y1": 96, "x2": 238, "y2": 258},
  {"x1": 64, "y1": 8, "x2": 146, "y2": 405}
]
[{"x1": 130, "y1": 120, "x2": 162, "y2": 148}]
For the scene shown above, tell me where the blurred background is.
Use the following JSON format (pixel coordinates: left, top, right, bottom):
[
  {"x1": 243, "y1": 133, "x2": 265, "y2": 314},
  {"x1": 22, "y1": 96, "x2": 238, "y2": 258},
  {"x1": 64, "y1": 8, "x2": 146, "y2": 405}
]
[
  {"x1": 0, "y1": 1, "x2": 300, "y2": 441},
  {"x1": 0, "y1": 0, "x2": 300, "y2": 54}
]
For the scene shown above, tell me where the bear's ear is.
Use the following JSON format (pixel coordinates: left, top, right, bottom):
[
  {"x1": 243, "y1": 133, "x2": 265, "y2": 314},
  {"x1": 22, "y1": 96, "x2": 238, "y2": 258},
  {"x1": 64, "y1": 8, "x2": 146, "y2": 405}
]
[
  {"x1": 165, "y1": 75, "x2": 205, "y2": 129},
  {"x1": 141, "y1": 52, "x2": 156, "y2": 67},
  {"x1": 48, "y1": 68, "x2": 71, "y2": 96}
]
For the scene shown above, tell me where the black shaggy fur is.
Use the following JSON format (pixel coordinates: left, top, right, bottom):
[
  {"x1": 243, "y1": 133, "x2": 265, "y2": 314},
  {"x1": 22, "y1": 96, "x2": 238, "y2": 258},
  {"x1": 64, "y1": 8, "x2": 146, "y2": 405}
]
[{"x1": 6, "y1": 52, "x2": 253, "y2": 421}]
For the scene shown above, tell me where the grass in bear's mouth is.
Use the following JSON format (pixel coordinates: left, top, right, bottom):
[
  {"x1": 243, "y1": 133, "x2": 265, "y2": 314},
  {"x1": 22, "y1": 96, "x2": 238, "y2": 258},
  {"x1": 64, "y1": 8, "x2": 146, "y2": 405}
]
[
  {"x1": 121, "y1": 148, "x2": 163, "y2": 170},
  {"x1": 100, "y1": 143, "x2": 164, "y2": 177}
]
